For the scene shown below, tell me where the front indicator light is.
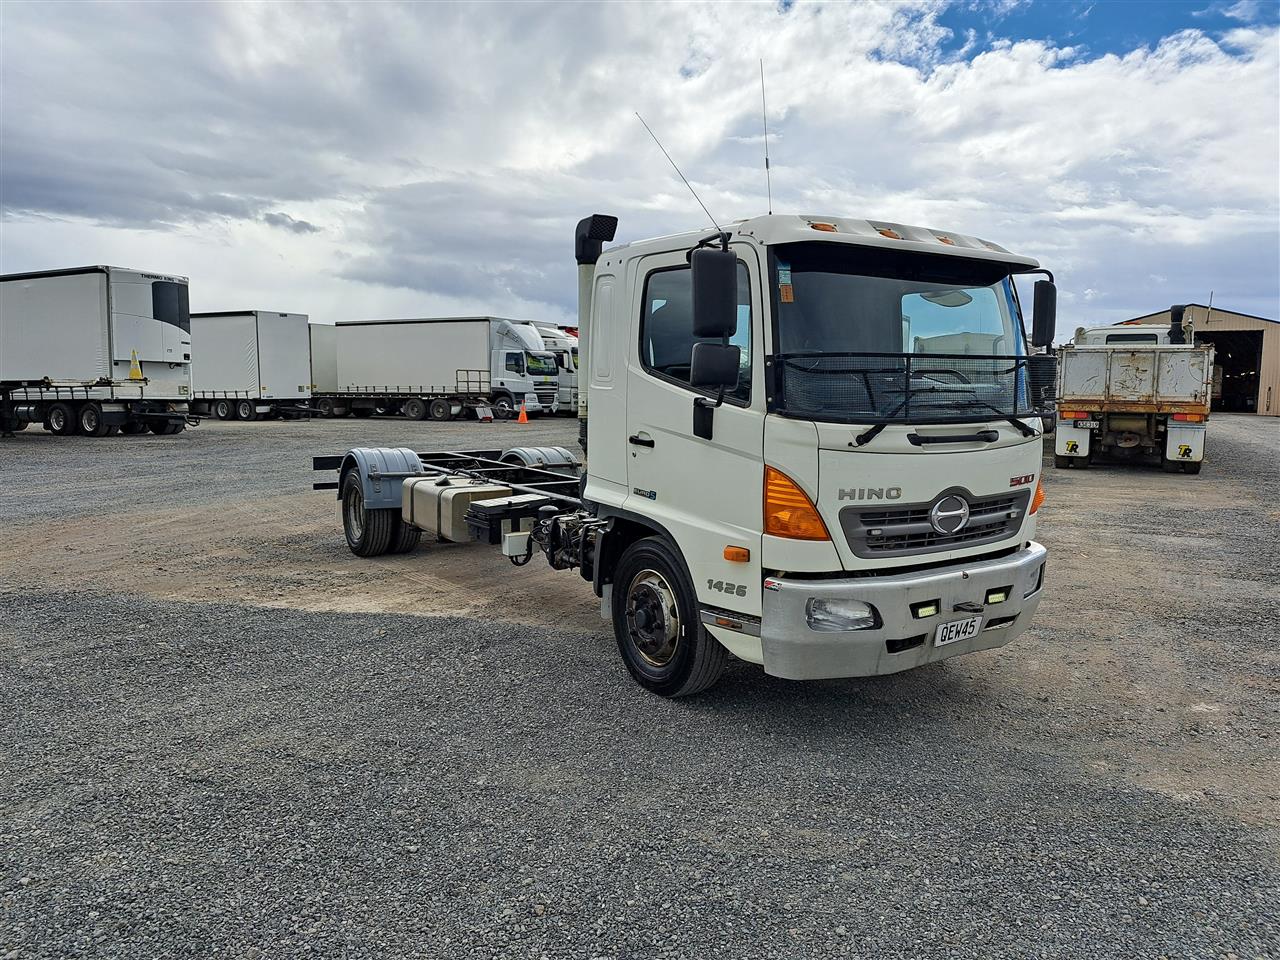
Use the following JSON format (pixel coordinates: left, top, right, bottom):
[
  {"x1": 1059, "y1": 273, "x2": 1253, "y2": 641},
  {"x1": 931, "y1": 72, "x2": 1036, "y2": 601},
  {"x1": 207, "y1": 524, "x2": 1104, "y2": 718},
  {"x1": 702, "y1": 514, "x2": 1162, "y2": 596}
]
[
  {"x1": 764, "y1": 467, "x2": 831, "y2": 541},
  {"x1": 806, "y1": 598, "x2": 881, "y2": 632},
  {"x1": 1030, "y1": 478, "x2": 1045, "y2": 514}
]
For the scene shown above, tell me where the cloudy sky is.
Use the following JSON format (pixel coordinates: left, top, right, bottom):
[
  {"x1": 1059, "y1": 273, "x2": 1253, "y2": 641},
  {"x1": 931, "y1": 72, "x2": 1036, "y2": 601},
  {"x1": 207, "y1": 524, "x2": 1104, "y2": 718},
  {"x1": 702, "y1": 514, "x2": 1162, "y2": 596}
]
[{"x1": 2, "y1": 1, "x2": 1277, "y2": 331}]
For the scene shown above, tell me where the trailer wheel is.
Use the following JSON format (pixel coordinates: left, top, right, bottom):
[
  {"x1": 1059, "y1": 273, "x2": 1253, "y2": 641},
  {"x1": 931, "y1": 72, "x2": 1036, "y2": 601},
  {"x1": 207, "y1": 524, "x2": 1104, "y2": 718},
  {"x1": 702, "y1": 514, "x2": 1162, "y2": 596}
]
[
  {"x1": 47, "y1": 402, "x2": 77, "y2": 436},
  {"x1": 315, "y1": 398, "x2": 334, "y2": 418},
  {"x1": 403, "y1": 398, "x2": 427, "y2": 421},
  {"x1": 611, "y1": 537, "x2": 727, "y2": 697},
  {"x1": 78, "y1": 403, "x2": 109, "y2": 436},
  {"x1": 342, "y1": 472, "x2": 394, "y2": 556},
  {"x1": 211, "y1": 399, "x2": 230, "y2": 419},
  {"x1": 388, "y1": 516, "x2": 422, "y2": 553},
  {"x1": 235, "y1": 399, "x2": 256, "y2": 421},
  {"x1": 428, "y1": 398, "x2": 452, "y2": 421}
]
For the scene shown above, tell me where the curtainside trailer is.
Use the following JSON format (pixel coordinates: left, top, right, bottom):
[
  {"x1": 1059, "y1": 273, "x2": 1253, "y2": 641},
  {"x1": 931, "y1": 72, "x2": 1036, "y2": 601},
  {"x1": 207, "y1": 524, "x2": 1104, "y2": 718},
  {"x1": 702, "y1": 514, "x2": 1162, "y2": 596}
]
[
  {"x1": 1, "y1": 266, "x2": 193, "y2": 437},
  {"x1": 190, "y1": 310, "x2": 312, "y2": 420}
]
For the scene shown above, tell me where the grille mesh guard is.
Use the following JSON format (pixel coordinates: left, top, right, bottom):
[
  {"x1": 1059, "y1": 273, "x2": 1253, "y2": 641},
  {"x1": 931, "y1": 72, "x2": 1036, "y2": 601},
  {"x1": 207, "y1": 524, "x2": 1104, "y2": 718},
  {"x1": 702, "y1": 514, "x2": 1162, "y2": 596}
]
[{"x1": 840, "y1": 488, "x2": 1031, "y2": 558}]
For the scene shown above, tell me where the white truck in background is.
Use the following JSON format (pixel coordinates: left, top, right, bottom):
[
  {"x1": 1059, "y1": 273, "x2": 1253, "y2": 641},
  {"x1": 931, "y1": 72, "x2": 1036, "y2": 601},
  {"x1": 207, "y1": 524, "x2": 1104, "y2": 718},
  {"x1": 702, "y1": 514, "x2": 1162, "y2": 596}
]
[
  {"x1": 309, "y1": 317, "x2": 558, "y2": 420},
  {"x1": 1055, "y1": 307, "x2": 1213, "y2": 473},
  {"x1": 190, "y1": 310, "x2": 312, "y2": 420},
  {"x1": 533, "y1": 322, "x2": 579, "y2": 414},
  {"x1": 0, "y1": 266, "x2": 193, "y2": 437},
  {"x1": 319, "y1": 212, "x2": 1058, "y2": 697}
]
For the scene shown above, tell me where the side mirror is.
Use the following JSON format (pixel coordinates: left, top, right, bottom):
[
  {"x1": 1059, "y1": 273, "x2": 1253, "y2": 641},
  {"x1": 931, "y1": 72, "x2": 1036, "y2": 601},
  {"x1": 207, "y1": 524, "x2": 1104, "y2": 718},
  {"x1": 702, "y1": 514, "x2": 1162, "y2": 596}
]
[
  {"x1": 1031, "y1": 280, "x2": 1057, "y2": 348},
  {"x1": 692, "y1": 247, "x2": 738, "y2": 338},
  {"x1": 690, "y1": 342, "x2": 740, "y2": 389}
]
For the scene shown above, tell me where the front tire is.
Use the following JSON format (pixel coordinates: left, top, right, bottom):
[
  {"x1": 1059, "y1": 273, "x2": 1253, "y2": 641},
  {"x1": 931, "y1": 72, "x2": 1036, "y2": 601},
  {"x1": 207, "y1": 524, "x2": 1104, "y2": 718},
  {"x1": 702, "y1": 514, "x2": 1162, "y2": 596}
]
[
  {"x1": 491, "y1": 393, "x2": 515, "y2": 419},
  {"x1": 611, "y1": 537, "x2": 727, "y2": 697},
  {"x1": 342, "y1": 471, "x2": 394, "y2": 557}
]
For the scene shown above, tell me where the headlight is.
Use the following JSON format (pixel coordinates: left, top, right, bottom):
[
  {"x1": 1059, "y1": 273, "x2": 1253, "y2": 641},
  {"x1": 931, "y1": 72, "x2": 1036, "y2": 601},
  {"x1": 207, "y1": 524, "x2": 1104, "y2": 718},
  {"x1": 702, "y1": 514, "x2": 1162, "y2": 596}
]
[{"x1": 805, "y1": 598, "x2": 881, "y2": 632}]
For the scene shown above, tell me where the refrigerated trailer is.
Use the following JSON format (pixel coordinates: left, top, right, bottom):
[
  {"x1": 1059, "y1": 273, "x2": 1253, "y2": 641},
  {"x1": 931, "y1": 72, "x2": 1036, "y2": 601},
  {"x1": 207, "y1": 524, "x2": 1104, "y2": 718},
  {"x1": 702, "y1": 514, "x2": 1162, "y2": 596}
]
[
  {"x1": 317, "y1": 212, "x2": 1058, "y2": 697},
  {"x1": 190, "y1": 310, "x2": 311, "y2": 420},
  {"x1": 1, "y1": 266, "x2": 193, "y2": 437},
  {"x1": 310, "y1": 317, "x2": 557, "y2": 421}
]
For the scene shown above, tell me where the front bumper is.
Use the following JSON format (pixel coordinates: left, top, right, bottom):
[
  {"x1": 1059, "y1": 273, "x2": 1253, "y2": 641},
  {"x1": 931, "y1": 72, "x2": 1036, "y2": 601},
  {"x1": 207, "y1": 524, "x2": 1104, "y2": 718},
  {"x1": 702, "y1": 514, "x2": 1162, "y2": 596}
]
[{"x1": 760, "y1": 542, "x2": 1048, "y2": 680}]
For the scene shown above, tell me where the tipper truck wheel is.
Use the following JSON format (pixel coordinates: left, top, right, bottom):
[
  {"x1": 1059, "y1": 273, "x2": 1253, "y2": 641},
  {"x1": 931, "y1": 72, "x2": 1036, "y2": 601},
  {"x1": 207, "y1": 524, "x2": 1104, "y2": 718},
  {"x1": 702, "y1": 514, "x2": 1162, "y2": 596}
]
[
  {"x1": 342, "y1": 471, "x2": 395, "y2": 557},
  {"x1": 611, "y1": 537, "x2": 728, "y2": 697}
]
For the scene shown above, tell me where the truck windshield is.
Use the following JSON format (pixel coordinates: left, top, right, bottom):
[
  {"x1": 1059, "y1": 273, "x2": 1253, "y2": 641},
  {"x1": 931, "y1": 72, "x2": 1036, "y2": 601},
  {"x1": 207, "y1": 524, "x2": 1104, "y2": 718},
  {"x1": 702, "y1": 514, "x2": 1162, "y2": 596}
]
[
  {"x1": 526, "y1": 352, "x2": 558, "y2": 377},
  {"x1": 772, "y1": 242, "x2": 1030, "y2": 424}
]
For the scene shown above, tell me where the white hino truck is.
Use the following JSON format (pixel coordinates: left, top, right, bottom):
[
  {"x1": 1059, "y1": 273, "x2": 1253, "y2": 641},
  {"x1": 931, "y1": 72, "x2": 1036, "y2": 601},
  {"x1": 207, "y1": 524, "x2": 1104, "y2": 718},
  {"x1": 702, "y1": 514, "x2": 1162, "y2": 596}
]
[
  {"x1": 1, "y1": 266, "x2": 193, "y2": 436},
  {"x1": 533, "y1": 322, "x2": 580, "y2": 414},
  {"x1": 316, "y1": 214, "x2": 1056, "y2": 696}
]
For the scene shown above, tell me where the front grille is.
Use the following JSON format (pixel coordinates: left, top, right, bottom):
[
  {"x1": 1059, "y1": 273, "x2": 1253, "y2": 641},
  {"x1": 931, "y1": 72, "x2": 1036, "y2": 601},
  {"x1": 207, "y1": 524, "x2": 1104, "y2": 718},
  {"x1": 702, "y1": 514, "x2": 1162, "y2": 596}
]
[
  {"x1": 841, "y1": 488, "x2": 1030, "y2": 558},
  {"x1": 534, "y1": 388, "x2": 558, "y2": 408}
]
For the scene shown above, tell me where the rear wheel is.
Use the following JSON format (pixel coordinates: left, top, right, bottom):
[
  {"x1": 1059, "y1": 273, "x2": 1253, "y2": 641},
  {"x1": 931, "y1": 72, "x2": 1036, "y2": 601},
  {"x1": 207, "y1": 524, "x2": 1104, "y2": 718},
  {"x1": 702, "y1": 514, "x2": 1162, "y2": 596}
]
[
  {"x1": 78, "y1": 403, "x2": 109, "y2": 437},
  {"x1": 120, "y1": 420, "x2": 147, "y2": 435},
  {"x1": 316, "y1": 398, "x2": 335, "y2": 418},
  {"x1": 428, "y1": 398, "x2": 452, "y2": 421},
  {"x1": 1053, "y1": 454, "x2": 1070, "y2": 469},
  {"x1": 388, "y1": 515, "x2": 422, "y2": 553},
  {"x1": 1183, "y1": 460, "x2": 1202, "y2": 474},
  {"x1": 236, "y1": 399, "x2": 256, "y2": 421},
  {"x1": 342, "y1": 471, "x2": 394, "y2": 556},
  {"x1": 611, "y1": 537, "x2": 727, "y2": 697},
  {"x1": 214, "y1": 399, "x2": 233, "y2": 420},
  {"x1": 47, "y1": 402, "x2": 77, "y2": 436},
  {"x1": 403, "y1": 398, "x2": 427, "y2": 421}
]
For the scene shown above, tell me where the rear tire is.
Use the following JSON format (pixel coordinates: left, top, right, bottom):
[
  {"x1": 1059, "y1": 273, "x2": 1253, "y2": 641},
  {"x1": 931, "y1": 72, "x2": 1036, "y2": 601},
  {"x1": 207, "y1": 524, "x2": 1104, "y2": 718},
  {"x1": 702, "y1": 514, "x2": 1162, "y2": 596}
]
[
  {"x1": 316, "y1": 398, "x2": 335, "y2": 418},
  {"x1": 428, "y1": 398, "x2": 451, "y2": 421},
  {"x1": 388, "y1": 515, "x2": 422, "y2": 553},
  {"x1": 214, "y1": 399, "x2": 233, "y2": 420},
  {"x1": 120, "y1": 421, "x2": 147, "y2": 435},
  {"x1": 403, "y1": 398, "x2": 427, "y2": 421},
  {"x1": 48, "y1": 402, "x2": 77, "y2": 436},
  {"x1": 342, "y1": 471, "x2": 394, "y2": 557},
  {"x1": 611, "y1": 537, "x2": 727, "y2": 697},
  {"x1": 236, "y1": 399, "x2": 256, "y2": 421},
  {"x1": 1053, "y1": 454, "x2": 1070, "y2": 469},
  {"x1": 79, "y1": 403, "x2": 109, "y2": 437},
  {"x1": 1183, "y1": 460, "x2": 1202, "y2": 474}
]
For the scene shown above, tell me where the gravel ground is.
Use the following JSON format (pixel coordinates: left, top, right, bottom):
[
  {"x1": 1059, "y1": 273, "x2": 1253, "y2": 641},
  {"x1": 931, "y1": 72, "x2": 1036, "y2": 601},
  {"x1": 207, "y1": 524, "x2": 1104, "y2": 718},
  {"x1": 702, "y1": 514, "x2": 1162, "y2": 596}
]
[{"x1": 1, "y1": 413, "x2": 1277, "y2": 958}]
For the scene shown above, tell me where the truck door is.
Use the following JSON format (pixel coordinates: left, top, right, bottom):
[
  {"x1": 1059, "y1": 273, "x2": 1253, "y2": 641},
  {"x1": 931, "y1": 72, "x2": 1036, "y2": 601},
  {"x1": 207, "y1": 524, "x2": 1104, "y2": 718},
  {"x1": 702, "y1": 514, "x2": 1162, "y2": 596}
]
[{"x1": 625, "y1": 247, "x2": 766, "y2": 617}]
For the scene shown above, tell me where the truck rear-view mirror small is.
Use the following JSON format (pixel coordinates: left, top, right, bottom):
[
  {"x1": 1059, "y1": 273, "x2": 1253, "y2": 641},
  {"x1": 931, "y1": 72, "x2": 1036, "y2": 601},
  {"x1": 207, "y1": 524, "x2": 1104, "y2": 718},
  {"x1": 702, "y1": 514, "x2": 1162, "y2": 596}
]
[
  {"x1": 690, "y1": 342, "x2": 740, "y2": 389},
  {"x1": 1032, "y1": 280, "x2": 1057, "y2": 348},
  {"x1": 691, "y1": 247, "x2": 738, "y2": 339}
]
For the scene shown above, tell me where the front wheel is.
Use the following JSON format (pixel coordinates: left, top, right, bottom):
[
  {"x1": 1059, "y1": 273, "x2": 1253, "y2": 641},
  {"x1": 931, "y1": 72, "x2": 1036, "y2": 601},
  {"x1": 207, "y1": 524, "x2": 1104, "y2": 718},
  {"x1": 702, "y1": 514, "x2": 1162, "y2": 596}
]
[
  {"x1": 611, "y1": 537, "x2": 727, "y2": 697},
  {"x1": 491, "y1": 394, "x2": 515, "y2": 419}
]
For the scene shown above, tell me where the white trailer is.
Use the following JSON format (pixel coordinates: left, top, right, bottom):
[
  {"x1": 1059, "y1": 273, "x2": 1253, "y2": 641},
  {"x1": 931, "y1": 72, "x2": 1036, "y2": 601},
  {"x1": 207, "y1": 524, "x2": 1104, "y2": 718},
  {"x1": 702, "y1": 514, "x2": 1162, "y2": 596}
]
[
  {"x1": 319, "y1": 211, "x2": 1059, "y2": 697},
  {"x1": 1, "y1": 266, "x2": 193, "y2": 437},
  {"x1": 190, "y1": 310, "x2": 311, "y2": 420},
  {"x1": 1055, "y1": 307, "x2": 1214, "y2": 473},
  {"x1": 312, "y1": 317, "x2": 558, "y2": 421}
]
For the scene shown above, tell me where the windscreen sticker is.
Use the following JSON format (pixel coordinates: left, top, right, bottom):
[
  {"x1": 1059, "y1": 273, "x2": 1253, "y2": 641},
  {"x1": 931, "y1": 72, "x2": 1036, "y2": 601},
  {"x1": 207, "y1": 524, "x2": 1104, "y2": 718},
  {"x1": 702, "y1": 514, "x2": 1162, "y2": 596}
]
[{"x1": 777, "y1": 260, "x2": 794, "y2": 303}]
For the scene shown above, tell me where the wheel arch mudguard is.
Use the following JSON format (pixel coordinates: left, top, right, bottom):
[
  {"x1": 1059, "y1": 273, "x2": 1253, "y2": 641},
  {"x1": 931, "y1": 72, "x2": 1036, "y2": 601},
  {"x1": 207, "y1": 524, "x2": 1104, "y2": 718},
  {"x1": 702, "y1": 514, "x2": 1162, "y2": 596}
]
[{"x1": 337, "y1": 446, "x2": 424, "y2": 508}]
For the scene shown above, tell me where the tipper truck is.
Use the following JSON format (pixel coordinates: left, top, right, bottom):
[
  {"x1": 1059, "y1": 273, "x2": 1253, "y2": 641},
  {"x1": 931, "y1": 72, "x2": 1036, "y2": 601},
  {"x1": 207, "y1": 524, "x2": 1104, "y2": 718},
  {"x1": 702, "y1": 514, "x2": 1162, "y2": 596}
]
[
  {"x1": 1, "y1": 266, "x2": 193, "y2": 436},
  {"x1": 1055, "y1": 306, "x2": 1213, "y2": 473},
  {"x1": 316, "y1": 213, "x2": 1057, "y2": 696},
  {"x1": 309, "y1": 317, "x2": 558, "y2": 420},
  {"x1": 190, "y1": 310, "x2": 312, "y2": 420}
]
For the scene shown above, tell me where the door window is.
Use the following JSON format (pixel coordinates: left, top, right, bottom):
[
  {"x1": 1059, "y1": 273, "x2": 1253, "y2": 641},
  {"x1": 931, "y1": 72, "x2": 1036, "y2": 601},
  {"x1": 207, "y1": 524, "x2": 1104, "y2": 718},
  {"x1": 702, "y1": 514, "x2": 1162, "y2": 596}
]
[
  {"x1": 640, "y1": 263, "x2": 752, "y2": 403},
  {"x1": 505, "y1": 352, "x2": 524, "y2": 375}
]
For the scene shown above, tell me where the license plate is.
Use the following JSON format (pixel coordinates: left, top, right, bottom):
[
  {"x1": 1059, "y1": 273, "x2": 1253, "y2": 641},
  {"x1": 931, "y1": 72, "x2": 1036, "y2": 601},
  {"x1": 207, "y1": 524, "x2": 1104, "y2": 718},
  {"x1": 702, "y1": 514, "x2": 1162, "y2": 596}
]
[
  {"x1": 935, "y1": 615, "x2": 983, "y2": 647},
  {"x1": 1075, "y1": 419, "x2": 1099, "y2": 429}
]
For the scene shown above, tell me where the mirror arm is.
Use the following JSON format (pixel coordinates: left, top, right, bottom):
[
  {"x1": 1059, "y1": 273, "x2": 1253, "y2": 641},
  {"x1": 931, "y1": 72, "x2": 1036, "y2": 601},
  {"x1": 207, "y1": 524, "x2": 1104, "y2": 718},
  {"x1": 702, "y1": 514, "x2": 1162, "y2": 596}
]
[{"x1": 686, "y1": 231, "x2": 732, "y2": 262}]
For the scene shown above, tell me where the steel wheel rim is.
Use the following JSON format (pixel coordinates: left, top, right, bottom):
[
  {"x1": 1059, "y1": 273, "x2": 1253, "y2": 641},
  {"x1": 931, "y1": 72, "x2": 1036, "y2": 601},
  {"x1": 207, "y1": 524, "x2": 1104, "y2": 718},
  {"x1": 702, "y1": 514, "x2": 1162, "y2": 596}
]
[
  {"x1": 625, "y1": 568, "x2": 680, "y2": 667},
  {"x1": 50, "y1": 409, "x2": 66, "y2": 430},
  {"x1": 345, "y1": 487, "x2": 365, "y2": 540},
  {"x1": 83, "y1": 409, "x2": 98, "y2": 431}
]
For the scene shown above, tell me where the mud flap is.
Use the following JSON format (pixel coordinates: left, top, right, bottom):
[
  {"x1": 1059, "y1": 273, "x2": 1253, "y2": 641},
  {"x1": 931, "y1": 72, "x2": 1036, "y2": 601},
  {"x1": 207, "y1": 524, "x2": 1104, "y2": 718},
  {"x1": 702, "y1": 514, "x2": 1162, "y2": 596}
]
[
  {"x1": 1055, "y1": 423, "x2": 1092, "y2": 459},
  {"x1": 1165, "y1": 424, "x2": 1206, "y2": 463}
]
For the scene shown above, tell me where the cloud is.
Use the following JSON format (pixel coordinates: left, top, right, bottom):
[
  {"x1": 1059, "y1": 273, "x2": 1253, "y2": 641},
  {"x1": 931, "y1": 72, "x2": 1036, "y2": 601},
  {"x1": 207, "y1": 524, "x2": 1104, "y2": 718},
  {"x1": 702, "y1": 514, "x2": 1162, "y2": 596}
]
[
  {"x1": 262, "y1": 212, "x2": 320, "y2": 234},
  {"x1": 1, "y1": 1, "x2": 1276, "y2": 327}
]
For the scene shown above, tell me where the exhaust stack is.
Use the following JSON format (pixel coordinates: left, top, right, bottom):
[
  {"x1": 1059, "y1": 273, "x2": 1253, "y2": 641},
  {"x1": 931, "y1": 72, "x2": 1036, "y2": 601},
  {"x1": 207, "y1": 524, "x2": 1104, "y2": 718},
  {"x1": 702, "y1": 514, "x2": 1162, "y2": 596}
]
[
  {"x1": 574, "y1": 214, "x2": 618, "y2": 450},
  {"x1": 1169, "y1": 304, "x2": 1187, "y2": 345}
]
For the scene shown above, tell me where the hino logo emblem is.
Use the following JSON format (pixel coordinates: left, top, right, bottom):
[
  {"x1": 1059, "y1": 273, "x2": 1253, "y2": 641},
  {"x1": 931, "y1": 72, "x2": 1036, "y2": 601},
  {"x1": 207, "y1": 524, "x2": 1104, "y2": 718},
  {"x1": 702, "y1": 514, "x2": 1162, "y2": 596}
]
[
  {"x1": 929, "y1": 495, "x2": 970, "y2": 535},
  {"x1": 838, "y1": 487, "x2": 902, "y2": 501}
]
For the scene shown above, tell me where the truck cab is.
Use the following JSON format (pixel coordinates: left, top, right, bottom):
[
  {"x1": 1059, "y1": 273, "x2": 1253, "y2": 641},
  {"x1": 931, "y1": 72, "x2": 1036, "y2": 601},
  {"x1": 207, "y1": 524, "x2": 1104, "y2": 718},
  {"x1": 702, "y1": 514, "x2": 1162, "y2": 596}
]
[
  {"x1": 532, "y1": 323, "x2": 579, "y2": 414},
  {"x1": 491, "y1": 320, "x2": 559, "y2": 415},
  {"x1": 578, "y1": 214, "x2": 1055, "y2": 692}
]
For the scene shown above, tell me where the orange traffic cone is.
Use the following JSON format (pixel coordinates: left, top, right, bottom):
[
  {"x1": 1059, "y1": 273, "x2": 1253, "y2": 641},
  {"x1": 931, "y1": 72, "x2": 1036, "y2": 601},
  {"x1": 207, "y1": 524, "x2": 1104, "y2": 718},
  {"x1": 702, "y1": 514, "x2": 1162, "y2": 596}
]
[{"x1": 517, "y1": 402, "x2": 529, "y2": 424}]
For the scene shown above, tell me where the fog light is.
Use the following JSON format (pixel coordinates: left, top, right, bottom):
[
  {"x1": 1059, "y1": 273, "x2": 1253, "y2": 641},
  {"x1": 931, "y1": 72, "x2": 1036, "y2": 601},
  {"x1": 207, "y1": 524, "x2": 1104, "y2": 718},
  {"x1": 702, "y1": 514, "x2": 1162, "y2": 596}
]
[
  {"x1": 806, "y1": 598, "x2": 881, "y2": 632},
  {"x1": 911, "y1": 600, "x2": 940, "y2": 619},
  {"x1": 985, "y1": 588, "x2": 1009, "y2": 605}
]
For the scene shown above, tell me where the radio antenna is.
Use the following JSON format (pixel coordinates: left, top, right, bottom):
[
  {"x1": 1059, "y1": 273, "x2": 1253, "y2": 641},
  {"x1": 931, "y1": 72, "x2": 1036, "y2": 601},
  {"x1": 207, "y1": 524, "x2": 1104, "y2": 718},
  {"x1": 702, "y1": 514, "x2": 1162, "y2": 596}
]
[
  {"x1": 760, "y1": 59, "x2": 773, "y2": 215},
  {"x1": 635, "y1": 112, "x2": 722, "y2": 232}
]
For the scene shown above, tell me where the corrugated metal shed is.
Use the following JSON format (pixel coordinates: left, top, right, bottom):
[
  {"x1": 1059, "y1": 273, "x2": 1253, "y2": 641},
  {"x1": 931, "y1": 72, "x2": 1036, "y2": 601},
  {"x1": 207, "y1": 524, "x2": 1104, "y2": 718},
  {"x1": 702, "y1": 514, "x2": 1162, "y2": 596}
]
[{"x1": 1120, "y1": 305, "x2": 1279, "y2": 416}]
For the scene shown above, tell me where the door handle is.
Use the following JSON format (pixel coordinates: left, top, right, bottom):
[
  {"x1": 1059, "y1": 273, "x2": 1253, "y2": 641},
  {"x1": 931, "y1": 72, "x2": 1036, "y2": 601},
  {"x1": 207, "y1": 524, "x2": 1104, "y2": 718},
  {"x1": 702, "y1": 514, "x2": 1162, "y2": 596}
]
[{"x1": 628, "y1": 434, "x2": 655, "y2": 448}]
